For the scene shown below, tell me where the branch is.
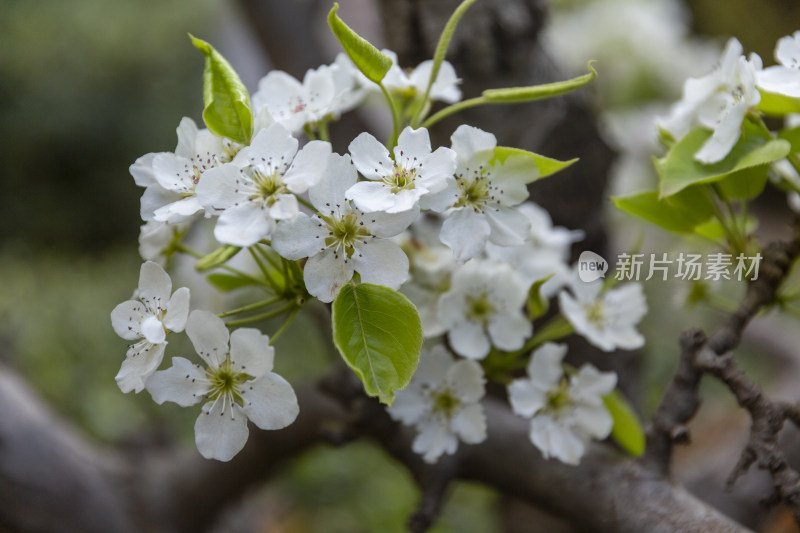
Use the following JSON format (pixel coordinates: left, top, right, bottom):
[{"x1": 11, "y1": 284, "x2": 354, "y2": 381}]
[{"x1": 645, "y1": 221, "x2": 800, "y2": 522}]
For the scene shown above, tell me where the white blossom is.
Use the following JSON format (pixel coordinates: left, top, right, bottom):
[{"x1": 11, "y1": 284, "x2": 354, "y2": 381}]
[
  {"x1": 252, "y1": 66, "x2": 348, "y2": 133},
  {"x1": 110, "y1": 261, "x2": 190, "y2": 393},
  {"x1": 508, "y1": 343, "x2": 617, "y2": 465},
  {"x1": 425, "y1": 125, "x2": 534, "y2": 262},
  {"x1": 134, "y1": 117, "x2": 241, "y2": 223},
  {"x1": 757, "y1": 31, "x2": 800, "y2": 98},
  {"x1": 346, "y1": 126, "x2": 456, "y2": 213},
  {"x1": 271, "y1": 153, "x2": 417, "y2": 302},
  {"x1": 138, "y1": 221, "x2": 187, "y2": 266},
  {"x1": 146, "y1": 310, "x2": 299, "y2": 462},
  {"x1": 437, "y1": 259, "x2": 532, "y2": 359},
  {"x1": 659, "y1": 38, "x2": 762, "y2": 164},
  {"x1": 196, "y1": 123, "x2": 331, "y2": 246},
  {"x1": 558, "y1": 278, "x2": 647, "y2": 352},
  {"x1": 387, "y1": 345, "x2": 486, "y2": 463},
  {"x1": 486, "y1": 202, "x2": 583, "y2": 297}
]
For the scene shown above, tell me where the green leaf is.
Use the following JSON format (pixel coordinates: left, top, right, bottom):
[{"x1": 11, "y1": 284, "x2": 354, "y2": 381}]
[
  {"x1": 611, "y1": 187, "x2": 714, "y2": 234},
  {"x1": 779, "y1": 126, "x2": 800, "y2": 154},
  {"x1": 657, "y1": 121, "x2": 791, "y2": 198},
  {"x1": 603, "y1": 389, "x2": 645, "y2": 457},
  {"x1": 694, "y1": 215, "x2": 758, "y2": 243},
  {"x1": 757, "y1": 89, "x2": 800, "y2": 116},
  {"x1": 190, "y1": 34, "x2": 253, "y2": 145},
  {"x1": 482, "y1": 61, "x2": 597, "y2": 103},
  {"x1": 715, "y1": 164, "x2": 769, "y2": 199},
  {"x1": 327, "y1": 4, "x2": 392, "y2": 84},
  {"x1": 332, "y1": 283, "x2": 423, "y2": 405},
  {"x1": 492, "y1": 146, "x2": 577, "y2": 181},
  {"x1": 195, "y1": 244, "x2": 241, "y2": 272},
  {"x1": 207, "y1": 273, "x2": 257, "y2": 291},
  {"x1": 526, "y1": 275, "x2": 552, "y2": 320}
]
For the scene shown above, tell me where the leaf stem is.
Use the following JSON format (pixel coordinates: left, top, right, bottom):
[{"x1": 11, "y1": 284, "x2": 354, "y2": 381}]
[
  {"x1": 218, "y1": 296, "x2": 283, "y2": 318},
  {"x1": 420, "y1": 96, "x2": 487, "y2": 129},
  {"x1": 225, "y1": 303, "x2": 297, "y2": 327},
  {"x1": 379, "y1": 81, "x2": 402, "y2": 149}
]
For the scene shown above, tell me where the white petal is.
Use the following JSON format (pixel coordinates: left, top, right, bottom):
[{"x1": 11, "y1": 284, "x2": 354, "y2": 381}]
[
  {"x1": 283, "y1": 140, "x2": 331, "y2": 193},
  {"x1": 186, "y1": 310, "x2": 230, "y2": 368},
  {"x1": 451, "y1": 125, "x2": 496, "y2": 164},
  {"x1": 241, "y1": 373, "x2": 299, "y2": 430},
  {"x1": 174, "y1": 117, "x2": 200, "y2": 158},
  {"x1": 487, "y1": 312, "x2": 532, "y2": 351},
  {"x1": 530, "y1": 415, "x2": 585, "y2": 465},
  {"x1": 195, "y1": 398, "x2": 249, "y2": 461},
  {"x1": 571, "y1": 404, "x2": 614, "y2": 440},
  {"x1": 248, "y1": 123, "x2": 299, "y2": 168},
  {"x1": 153, "y1": 196, "x2": 203, "y2": 223},
  {"x1": 146, "y1": 357, "x2": 209, "y2": 406},
  {"x1": 115, "y1": 341, "x2": 166, "y2": 394},
  {"x1": 303, "y1": 248, "x2": 354, "y2": 303},
  {"x1": 141, "y1": 315, "x2": 166, "y2": 344},
  {"x1": 451, "y1": 403, "x2": 486, "y2": 444},
  {"x1": 353, "y1": 239, "x2": 409, "y2": 290},
  {"x1": 163, "y1": 287, "x2": 190, "y2": 332},
  {"x1": 230, "y1": 328, "x2": 274, "y2": 377},
  {"x1": 346, "y1": 181, "x2": 398, "y2": 213},
  {"x1": 364, "y1": 206, "x2": 419, "y2": 238},
  {"x1": 152, "y1": 154, "x2": 194, "y2": 193},
  {"x1": 508, "y1": 379, "x2": 546, "y2": 418},
  {"x1": 394, "y1": 127, "x2": 431, "y2": 163},
  {"x1": 448, "y1": 320, "x2": 491, "y2": 359},
  {"x1": 268, "y1": 194, "x2": 300, "y2": 221},
  {"x1": 349, "y1": 131, "x2": 393, "y2": 181},
  {"x1": 485, "y1": 206, "x2": 530, "y2": 246},
  {"x1": 271, "y1": 214, "x2": 328, "y2": 260},
  {"x1": 446, "y1": 360, "x2": 485, "y2": 403},
  {"x1": 140, "y1": 185, "x2": 180, "y2": 222},
  {"x1": 440, "y1": 208, "x2": 491, "y2": 263},
  {"x1": 130, "y1": 153, "x2": 157, "y2": 187},
  {"x1": 526, "y1": 343, "x2": 567, "y2": 389},
  {"x1": 214, "y1": 202, "x2": 273, "y2": 246},
  {"x1": 309, "y1": 153, "x2": 357, "y2": 211},
  {"x1": 387, "y1": 386, "x2": 428, "y2": 424},
  {"x1": 412, "y1": 419, "x2": 458, "y2": 463},
  {"x1": 694, "y1": 103, "x2": 748, "y2": 164},
  {"x1": 420, "y1": 178, "x2": 459, "y2": 212},
  {"x1": 757, "y1": 67, "x2": 800, "y2": 98},
  {"x1": 416, "y1": 345, "x2": 454, "y2": 385},
  {"x1": 195, "y1": 164, "x2": 246, "y2": 213},
  {"x1": 418, "y1": 147, "x2": 457, "y2": 193},
  {"x1": 138, "y1": 261, "x2": 172, "y2": 311},
  {"x1": 111, "y1": 300, "x2": 146, "y2": 340}
]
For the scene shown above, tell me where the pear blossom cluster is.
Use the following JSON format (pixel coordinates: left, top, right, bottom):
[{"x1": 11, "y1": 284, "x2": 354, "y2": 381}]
[
  {"x1": 114, "y1": 37, "x2": 650, "y2": 467},
  {"x1": 660, "y1": 32, "x2": 800, "y2": 164}
]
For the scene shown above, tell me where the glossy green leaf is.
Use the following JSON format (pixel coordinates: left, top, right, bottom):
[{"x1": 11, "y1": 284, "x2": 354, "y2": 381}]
[
  {"x1": 328, "y1": 4, "x2": 392, "y2": 84},
  {"x1": 779, "y1": 126, "x2": 800, "y2": 154},
  {"x1": 492, "y1": 146, "x2": 577, "y2": 181},
  {"x1": 716, "y1": 164, "x2": 769, "y2": 199},
  {"x1": 482, "y1": 61, "x2": 597, "y2": 103},
  {"x1": 757, "y1": 89, "x2": 800, "y2": 116},
  {"x1": 207, "y1": 273, "x2": 257, "y2": 291},
  {"x1": 332, "y1": 283, "x2": 423, "y2": 405},
  {"x1": 526, "y1": 275, "x2": 553, "y2": 320},
  {"x1": 611, "y1": 187, "x2": 714, "y2": 234},
  {"x1": 190, "y1": 35, "x2": 253, "y2": 145},
  {"x1": 657, "y1": 121, "x2": 791, "y2": 198},
  {"x1": 603, "y1": 389, "x2": 645, "y2": 457},
  {"x1": 195, "y1": 244, "x2": 241, "y2": 272}
]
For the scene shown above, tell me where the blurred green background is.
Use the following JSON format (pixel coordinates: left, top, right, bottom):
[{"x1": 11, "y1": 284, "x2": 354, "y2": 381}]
[{"x1": 1, "y1": 0, "x2": 798, "y2": 530}]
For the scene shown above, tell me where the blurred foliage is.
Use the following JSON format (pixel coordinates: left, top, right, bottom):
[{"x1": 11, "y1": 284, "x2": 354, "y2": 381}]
[
  {"x1": 0, "y1": 0, "x2": 217, "y2": 250},
  {"x1": 277, "y1": 443, "x2": 499, "y2": 533}
]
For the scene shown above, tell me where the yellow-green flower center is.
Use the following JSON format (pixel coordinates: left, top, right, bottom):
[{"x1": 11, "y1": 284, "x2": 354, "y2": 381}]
[
  {"x1": 325, "y1": 213, "x2": 371, "y2": 257},
  {"x1": 454, "y1": 177, "x2": 490, "y2": 212},
  {"x1": 431, "y1": 389, "x2": 460, "y2": 418},
  {"x1": 545, "y1": 379, "x2": 571, "y2": 412},
  {"x1": 383, "y1": 163, "x2": 417, "y2": 193},
  {"x1": 584, "y1": 301, "x2": 606, "y2": 326},
  {"x1": 466, "y1": 293, "x2": 494, "y2": 325},
  {"x1": 206, "y1": 359, "x2": 249, "y2": 405},
  {"x1": 252, "y1": 169, "x2": 288, "y2": 206}
]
